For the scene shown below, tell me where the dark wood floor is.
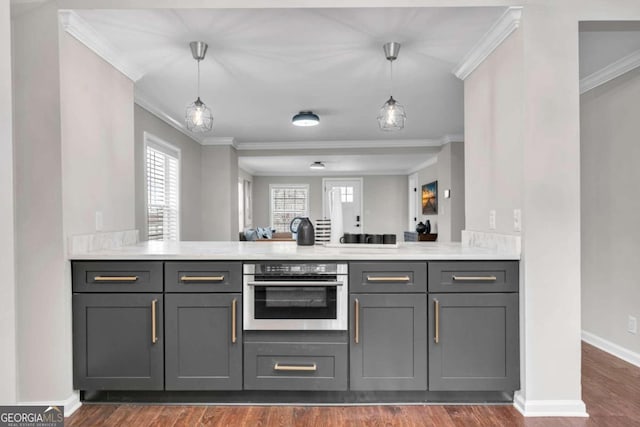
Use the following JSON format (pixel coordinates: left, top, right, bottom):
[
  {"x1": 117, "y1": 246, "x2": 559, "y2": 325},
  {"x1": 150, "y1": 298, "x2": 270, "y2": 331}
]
[{"x1": 66, "y1": 343, "x2": 640, "y2": 426}]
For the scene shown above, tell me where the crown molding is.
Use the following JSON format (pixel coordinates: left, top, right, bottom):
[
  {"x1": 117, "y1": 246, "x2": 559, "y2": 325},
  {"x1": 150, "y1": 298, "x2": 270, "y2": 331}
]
[
  {"x1": 134, "y1": 93, "x2": 205, "y2": 144},
  {"x1": 235, "y1": 139, "x2": 445, "y2": 151},
  {"x1": 580, "y1": 49, "x2": 640, "y2": 94},
  {"x1": 453, "y1": 7, "x2": 522, "y2": 80},
  {"x1": 407, "y1": 156, "x2": 438, "y2": 174},
  {"x1": 440, "y1": 134, "x2": 464, "y2": 144},
  {"x1": 202, "y1": 137, "x2": 238, "y2": 148},
  {"x1": 59, "y1": 10, "x2": 144, "y2": 82}
]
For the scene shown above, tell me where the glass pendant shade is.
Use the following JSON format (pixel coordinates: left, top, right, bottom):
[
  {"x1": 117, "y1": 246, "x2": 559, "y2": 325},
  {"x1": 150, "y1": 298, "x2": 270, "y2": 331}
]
[
  {"x1": 377, "y1": 96, "x2": 406, "y2": 131},
  {"x1": 185, "y1": 97, "x2": 213, "y2": 132}
]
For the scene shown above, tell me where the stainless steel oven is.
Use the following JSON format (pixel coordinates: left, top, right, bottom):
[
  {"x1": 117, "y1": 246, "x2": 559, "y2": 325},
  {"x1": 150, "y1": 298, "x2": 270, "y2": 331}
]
[{"x1": 243, "y1": 262, "x2": 348, "y2": 330}]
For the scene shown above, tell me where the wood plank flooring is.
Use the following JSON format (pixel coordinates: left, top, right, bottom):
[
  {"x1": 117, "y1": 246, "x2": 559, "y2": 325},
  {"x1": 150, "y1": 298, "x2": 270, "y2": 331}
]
[{"x1": 66, "y1": 343, "x2": 640, "y2": 426}]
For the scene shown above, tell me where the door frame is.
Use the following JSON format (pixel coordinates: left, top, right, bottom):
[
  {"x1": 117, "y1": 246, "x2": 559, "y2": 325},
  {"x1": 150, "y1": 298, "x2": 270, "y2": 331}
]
[{"x1": 322, "y1": 177, "x2": 364, "y2": 232}]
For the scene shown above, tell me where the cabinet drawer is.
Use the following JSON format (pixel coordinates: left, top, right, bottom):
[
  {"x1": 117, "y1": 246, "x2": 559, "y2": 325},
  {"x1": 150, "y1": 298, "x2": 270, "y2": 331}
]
[
  {"x1": 428, "y1": 261, "x2": 519, "y2": 293},
  {"x1": 72, "y1": 261, "x2": 163, "y2": 293},
  {"x1": 244, "y1": 338, "x2": 347, "y2": 391},
  {"x1": 350, "y1": 262, "x2": 427, "y2": 293},
  {"x1": 165, "y1": 262, "x2": 241, "y2": 292}
]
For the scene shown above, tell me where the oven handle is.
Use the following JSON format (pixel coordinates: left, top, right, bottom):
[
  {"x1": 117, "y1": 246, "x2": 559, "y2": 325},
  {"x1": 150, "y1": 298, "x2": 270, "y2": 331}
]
[{"x1": 246, "y1": 281, "x2": 343, "y2": 287}]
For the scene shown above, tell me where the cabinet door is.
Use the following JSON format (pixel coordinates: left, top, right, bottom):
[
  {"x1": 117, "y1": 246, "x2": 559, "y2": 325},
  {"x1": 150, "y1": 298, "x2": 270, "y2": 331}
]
[
  {"x1": 165, "y1": 294, "x2": 242, "y2": 390},
  {"x1": 429, "y1": 293, "x2": 520, "y2": 391},
  {"x1": 73, "y1": 294, "x2": 163, "y2": 390},
  {"x1": 349, "y1": 294, "x2": 427, "y2": 390}
]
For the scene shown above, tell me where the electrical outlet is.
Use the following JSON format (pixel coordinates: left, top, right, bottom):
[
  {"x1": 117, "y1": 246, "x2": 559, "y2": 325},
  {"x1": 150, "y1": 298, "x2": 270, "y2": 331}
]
[
  {"x1": 513, "y1": 209, "x2": 522, "y2": 232},
  {"x1": 95, "y1": 211, "x2": 103, "y2": 232},
  {"x1": 628, "y1": 316, "x2": 637, "y2": 334},
  {"x1": 489, "y1": 210, "x2": 496, "y2": 230}
]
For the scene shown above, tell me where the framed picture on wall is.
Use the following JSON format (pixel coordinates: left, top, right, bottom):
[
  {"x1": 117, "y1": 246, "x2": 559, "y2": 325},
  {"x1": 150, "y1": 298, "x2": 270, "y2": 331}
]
[{"x1": 422, "y1": 181, "x2": 438, "y2": 215}]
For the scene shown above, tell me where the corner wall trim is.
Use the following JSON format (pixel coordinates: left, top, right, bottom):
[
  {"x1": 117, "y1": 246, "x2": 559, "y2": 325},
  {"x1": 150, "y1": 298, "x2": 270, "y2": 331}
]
[
  {"x1": 18, "y1": 391, "x2": 82, "y2": 417},
  {"x1": 579, "y1": 49, "x2": 640, "y2": 94},
  {"x1": 582, "y1": 330, "x2": 640, "y2": 368},
  {"x1": 58, "y1": 10, "x2": 143, "y2": 82},
  {"x1": 513, "y1": 392, "x2": 588, "y2": 417},
  {"x1": 453, "y1": 7, "x2": 522, "y2": 80}
]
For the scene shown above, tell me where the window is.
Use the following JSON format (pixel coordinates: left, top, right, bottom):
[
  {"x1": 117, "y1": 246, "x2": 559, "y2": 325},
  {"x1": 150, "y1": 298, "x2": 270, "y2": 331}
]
[
  {"x1": 270, "y1": 184, "x2": 309, "y2": 232},
  {"x1": 145, "y1": 133, "x2": 180, "y2": 241},
  {"x1": 335, "y1": 186, "x2": 354, "y2": 203}
]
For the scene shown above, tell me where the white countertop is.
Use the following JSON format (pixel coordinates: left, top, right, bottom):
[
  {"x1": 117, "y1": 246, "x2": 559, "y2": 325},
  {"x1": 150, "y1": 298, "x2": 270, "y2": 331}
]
[{"x1": 69, "y1": 241, "x2": 520, "y2": 261}]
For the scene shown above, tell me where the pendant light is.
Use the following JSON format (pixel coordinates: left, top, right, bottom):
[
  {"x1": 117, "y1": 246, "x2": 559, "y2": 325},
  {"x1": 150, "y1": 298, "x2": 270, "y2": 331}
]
[
  {"x1": 185, "y1": 41, "x2": 214, "y2": 132},
  {"x1": 377, "y1": 42, "x2": 406, "y2": 131}
]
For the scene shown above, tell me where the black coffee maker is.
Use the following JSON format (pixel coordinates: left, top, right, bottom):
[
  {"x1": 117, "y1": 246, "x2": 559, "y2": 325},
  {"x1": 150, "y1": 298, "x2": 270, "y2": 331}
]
[{"x1": 290, "y1": 217, "x2": 315, "y2": 246}]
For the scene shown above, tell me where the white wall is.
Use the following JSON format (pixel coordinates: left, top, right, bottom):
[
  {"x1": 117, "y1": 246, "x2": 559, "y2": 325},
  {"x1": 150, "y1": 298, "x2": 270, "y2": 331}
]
[
  {"x1": 238, "y1": 168, "x2": 253, "y2": 230},
  {"x1": 201, "y1": 145, "x2": 239, "y2": 240},
  {"x1": 60, "y1": 32, "x2": 135, "y2": 235},
  {"x1": 12, "y1": 2, "x2": 72, "y2": 403},
  {"x1": 581, "y1": 67, "x2": 640, "y2": 355},
  {"x1": 134, "y1": 105, "x2": 203, "y2": 240},
  {"x1": 0, "y1": 0, "x2": 16, "y2": 405},
  {"x1": 464, "y1": 29, "x2": 523, "y2": 236}
]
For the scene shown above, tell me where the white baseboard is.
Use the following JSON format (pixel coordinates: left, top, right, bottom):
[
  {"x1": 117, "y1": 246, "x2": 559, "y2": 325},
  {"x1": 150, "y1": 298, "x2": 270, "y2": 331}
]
[
  {"x1": 582, "y1": 330, "x2": 640, "y2": 368},
  {"x1": 18, "y1": 391, "x2": 82, "y2": 417},
  {"x1": 513, "y1": 391, "x2": 588, "y2": 417}
]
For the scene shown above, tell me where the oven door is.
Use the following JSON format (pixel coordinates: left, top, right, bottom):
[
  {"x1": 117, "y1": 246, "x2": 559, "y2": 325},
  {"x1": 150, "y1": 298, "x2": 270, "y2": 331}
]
[{"x1": 244, "y1": 280, "x2": 347, "y2": 330}]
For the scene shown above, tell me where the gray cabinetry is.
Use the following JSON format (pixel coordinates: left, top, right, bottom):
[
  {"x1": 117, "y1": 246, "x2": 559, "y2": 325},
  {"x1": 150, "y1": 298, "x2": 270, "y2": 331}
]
[
  {"x1": 244, "y1": 332, "x2": 348, "y2": 391},
  {"x1": 165, "y1": 261, "x2": 242, "y2": 293},
  {"x1": 428, "y1": 293, "x2": 519, "y2": 391},
  {"x1": 350, "y1": 262, "x2": 427, "y2": 293},
  {"x1": 72, "y1": 261, "x2": 163, "y2": 293},
  {"x1": 72, "y1": 293, "x2": 164, "y2": 390},
  {"x1": 165, "y1": 293, "x2": 242, "y2": 390},
  {"x1": 428, "y1": 260, "x2": 520, "y2": 392},
  {"x1": 349, "y1": 294, "x2": 427, "y2": 390}
]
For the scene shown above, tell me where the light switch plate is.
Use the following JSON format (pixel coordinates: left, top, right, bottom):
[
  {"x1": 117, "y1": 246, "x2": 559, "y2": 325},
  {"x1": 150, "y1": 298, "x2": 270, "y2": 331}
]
[
  {"x1": 513, "y1": 209, "x2": 522, "y2": 232},
  {"x1": 628, "y1": 316, "x2": 637, "y2": 334},
  {"x1": 489, "y1": 210, "x2": 496, "y2": 230}
]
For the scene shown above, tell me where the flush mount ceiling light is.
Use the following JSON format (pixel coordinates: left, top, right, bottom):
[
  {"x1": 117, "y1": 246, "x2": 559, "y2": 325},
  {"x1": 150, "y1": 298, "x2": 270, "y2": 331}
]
[
  {"x1": 185, "y1": 41, "x2": 214, "y2": 133},
  {"x1": 377, "y1": 42, "x2": 406, "y2": 131},
  {"x1": 309, "y1": 161, "x2": 326, "y2": 170},
  {"x1": 292, "y1": 111, "x2": 320, "y2": 127}
]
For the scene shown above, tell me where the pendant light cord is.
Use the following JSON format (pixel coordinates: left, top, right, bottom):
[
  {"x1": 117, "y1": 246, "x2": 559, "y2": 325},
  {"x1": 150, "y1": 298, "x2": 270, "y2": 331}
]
[
  {"x1": 389, "y1": 60, "x2": 394, "y2": 97},
  {"x1": 197, "y1": 60, "x2": 201, "y2": 98}
]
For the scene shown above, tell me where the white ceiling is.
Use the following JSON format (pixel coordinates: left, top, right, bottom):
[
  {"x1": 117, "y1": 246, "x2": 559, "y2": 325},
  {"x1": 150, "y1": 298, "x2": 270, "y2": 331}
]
[
  {"x1": 579, "y1": 22, "x2": 640, "y2": 78},
  {"x1": 73, "y1": 7, "x2": 506, "y2": 144}
]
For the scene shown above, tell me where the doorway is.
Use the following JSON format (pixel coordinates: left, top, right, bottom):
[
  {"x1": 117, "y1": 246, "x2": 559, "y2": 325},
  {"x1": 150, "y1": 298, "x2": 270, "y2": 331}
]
[{"x1": 322, "y1": 178, "x2": 363, "y2": 234}]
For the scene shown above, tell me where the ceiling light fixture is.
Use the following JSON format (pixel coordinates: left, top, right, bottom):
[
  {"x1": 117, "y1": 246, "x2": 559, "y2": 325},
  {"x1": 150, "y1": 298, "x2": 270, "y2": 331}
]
[
  {"x1": 309, "y1": 161, "x2": 326, "y2": 170},
  {"x1": 292, "y1": 111, "x2": 320, "y2": 127},
  {"x1": 377, "y1": 42, "x2": 406, "y2": 131},
  {"x1": 185, "y1": 41, "x2": 214, "y2": 132}
]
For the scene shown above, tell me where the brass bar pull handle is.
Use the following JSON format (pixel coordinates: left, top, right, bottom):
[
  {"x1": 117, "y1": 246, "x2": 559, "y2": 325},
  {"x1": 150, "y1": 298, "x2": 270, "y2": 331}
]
[
  {"x1": 180, "y1": 275, "x2": 225, "y2": 282},
  {"x1": 366, "y1": 275, "x2": 411, "y2": 282},
  {"x1": 151, "y1": 299, "x2": 158, "y2": 344},
  {"x1": 231, "y1": 298, "x2": 237, "y2": 344},
  {"x1": 274, "y1": 363, "x2": 317, "y2": 372},
  {"x1": 354, "y1": 298, "x2": 360, "y2": 344},
  {"x1": 452, "y1": 275, "x2": 497, "y2": 282},
  {"x1": 434, "y1": 299, "x2": 440, "y2": 344},
  {"x1": 94, "y1": 276, "x2": 139, "y2": 282}
]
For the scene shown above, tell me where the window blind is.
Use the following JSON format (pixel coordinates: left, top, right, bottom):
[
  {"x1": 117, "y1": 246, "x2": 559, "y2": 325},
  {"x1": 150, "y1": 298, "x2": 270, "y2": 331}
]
[
  {"x1": 270, "y1": 185, "x2": 309, "y2": 232},
  {"x1": 146, "y1": 143, "x2": 179, "y2": 241}
]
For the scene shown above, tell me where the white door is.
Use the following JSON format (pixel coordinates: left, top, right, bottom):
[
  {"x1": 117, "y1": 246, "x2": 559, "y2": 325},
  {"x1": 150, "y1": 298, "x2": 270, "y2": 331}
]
[{"x1": 323, "y1": 178, "x2": 363, "y2": 234}]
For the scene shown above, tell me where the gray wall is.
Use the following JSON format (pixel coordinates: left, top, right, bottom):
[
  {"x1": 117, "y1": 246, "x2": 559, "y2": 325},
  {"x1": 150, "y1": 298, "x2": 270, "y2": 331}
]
[
  {"x1": 252, "y1": 175, "x2": 406, "y2": 238},
  {"x1": 414, "y1": 142, "x2": 465, "y2": 242},
  {"x1": 134, "y1": 105, "x2": 203, "y2": 240},
  {"x1": 581, "y1": 67, "x2": 640, "y2": 355},
  {"x1": 201, "y1": 145, "x2": 239, "y2": 240},
  {"x1": 0, "y1": 0, "x2": 16, "y2": 404}
]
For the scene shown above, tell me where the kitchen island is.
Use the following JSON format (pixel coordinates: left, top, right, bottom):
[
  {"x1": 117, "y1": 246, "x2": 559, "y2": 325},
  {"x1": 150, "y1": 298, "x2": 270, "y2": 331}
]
[{"x1": 70, "y1": 241, "x2": 520, "y2": 404}]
